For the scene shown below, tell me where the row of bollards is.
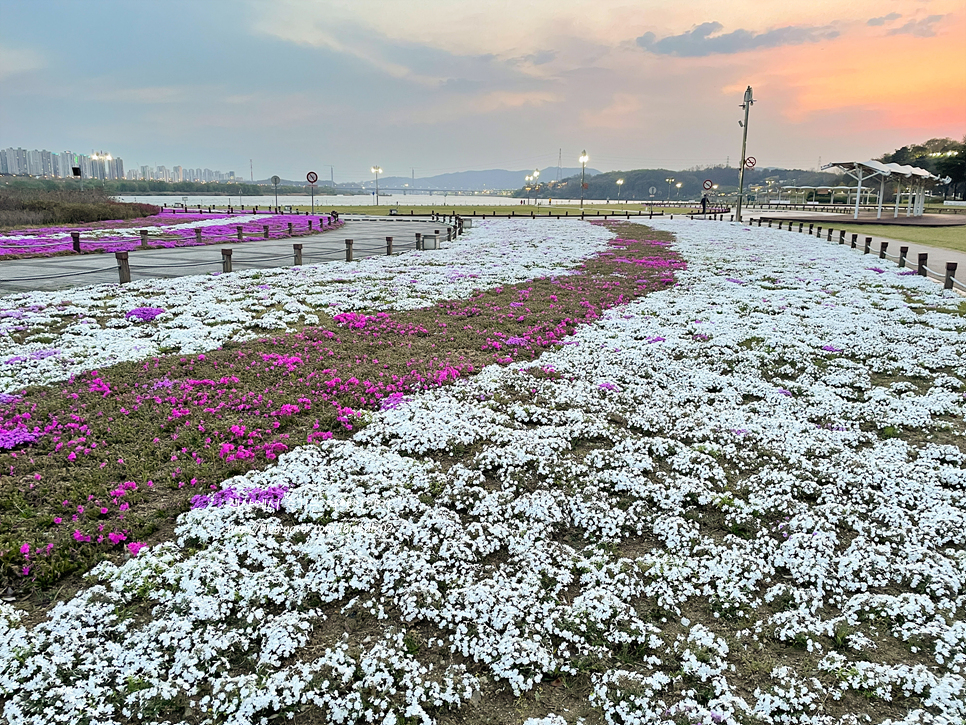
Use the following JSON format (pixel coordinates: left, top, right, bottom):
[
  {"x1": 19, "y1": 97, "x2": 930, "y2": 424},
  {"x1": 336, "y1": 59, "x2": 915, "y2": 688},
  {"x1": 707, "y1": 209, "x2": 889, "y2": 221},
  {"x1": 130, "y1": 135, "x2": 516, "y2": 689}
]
[
  {"x1": 111, "y1": 220, "x2": 462, "y2": 285},
  {"x1": 749, "y1": 216, "x2": 959, "y2": 291},
  {"x1": 72, "y1": 219, "x2": 332, "y2": 254}
]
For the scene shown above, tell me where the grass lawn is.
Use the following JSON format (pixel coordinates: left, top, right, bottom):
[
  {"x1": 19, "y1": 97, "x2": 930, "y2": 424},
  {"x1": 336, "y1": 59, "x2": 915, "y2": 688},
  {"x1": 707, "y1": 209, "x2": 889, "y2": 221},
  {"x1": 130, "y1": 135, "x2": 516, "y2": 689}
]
[{"x1": 810, "y1": 223, "x2": 966, "y2": 254}]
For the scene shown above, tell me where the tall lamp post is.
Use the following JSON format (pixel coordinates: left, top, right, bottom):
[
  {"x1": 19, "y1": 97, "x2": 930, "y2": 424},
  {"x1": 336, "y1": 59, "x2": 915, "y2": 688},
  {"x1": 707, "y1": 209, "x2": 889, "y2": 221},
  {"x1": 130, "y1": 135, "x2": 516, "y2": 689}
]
[
  {"x1": 525, "y1": 175, "x2": 532, "y2": 204},
  {"x1": 735, "y1": 85, "x2": 755, "y2": 222},
  {"x1": 665, "y1": 177, "x2": 675, "y2": 202},
  {"x1": 616, "y1": 178, "x2": 624, "y2": 204},
  {"x1": 371, "y1": 166, "x2": 383, "y2": 206},
  {"x1": 531, "y1": 169, "x2": 539, "y2": 205},
  {"x1": 579, "y1": 151, "x2": 589, "y2": 207},
  {"x1": 675, "y1": 182, "x2": 682, "y2": 199}
]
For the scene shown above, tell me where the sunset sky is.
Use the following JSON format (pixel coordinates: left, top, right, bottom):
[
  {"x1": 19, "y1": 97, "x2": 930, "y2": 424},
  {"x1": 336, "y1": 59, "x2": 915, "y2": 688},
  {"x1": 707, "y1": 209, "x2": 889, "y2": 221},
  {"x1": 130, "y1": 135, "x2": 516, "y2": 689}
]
[{"x1": 1, "y1": 0, "x2": 964, "y2": 181}]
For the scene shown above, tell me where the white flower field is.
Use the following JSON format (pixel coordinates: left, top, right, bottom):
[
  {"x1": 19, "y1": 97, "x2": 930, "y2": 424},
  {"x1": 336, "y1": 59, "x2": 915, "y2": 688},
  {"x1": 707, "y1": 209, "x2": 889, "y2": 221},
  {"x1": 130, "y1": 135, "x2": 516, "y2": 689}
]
[{"x1": 1, "y1": 219, "x2": 964, "y2": 724}]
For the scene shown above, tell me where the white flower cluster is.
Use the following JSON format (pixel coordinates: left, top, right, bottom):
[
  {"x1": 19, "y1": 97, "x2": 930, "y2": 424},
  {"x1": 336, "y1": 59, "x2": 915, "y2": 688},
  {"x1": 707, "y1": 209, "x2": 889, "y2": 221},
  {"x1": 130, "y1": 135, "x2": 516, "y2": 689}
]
[
  {"x1": 1, "y1": 219, "x2": 964, "y2": 724},
  {"x1": 0, "y1": 219, "x2": 614, "y2": 392}
]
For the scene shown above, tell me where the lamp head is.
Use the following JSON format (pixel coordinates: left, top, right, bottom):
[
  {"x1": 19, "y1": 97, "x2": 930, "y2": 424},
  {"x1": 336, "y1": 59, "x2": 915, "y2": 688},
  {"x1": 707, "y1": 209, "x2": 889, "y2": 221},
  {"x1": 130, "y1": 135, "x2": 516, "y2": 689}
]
[
  {"x1": 616, "y1": 179, "x2": 624, "y2": 185},
  {"x1": 579, "y1": 151, "x2": 588, "y2": 164}
]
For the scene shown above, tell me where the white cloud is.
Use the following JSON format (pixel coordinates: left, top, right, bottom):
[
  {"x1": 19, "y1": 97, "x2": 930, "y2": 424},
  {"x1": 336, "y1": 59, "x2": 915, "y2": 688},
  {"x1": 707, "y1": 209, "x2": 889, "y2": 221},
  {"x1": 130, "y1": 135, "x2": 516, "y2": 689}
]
[{"x1": 0, "y1": 43, "x2": 44, "y2": 80}]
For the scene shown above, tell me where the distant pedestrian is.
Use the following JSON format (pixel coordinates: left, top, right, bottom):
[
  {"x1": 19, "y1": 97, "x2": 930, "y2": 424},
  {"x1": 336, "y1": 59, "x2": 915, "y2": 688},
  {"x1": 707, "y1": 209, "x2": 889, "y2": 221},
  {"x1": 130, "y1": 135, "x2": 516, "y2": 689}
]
[{"x1": 701, "y1": 195, "x2": 708, "y2": 214}]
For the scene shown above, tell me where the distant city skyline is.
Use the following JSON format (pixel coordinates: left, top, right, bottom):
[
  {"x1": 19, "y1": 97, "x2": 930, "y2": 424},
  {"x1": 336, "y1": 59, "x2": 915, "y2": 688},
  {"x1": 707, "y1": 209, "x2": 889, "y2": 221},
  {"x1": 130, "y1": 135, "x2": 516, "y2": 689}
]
[
  {"x1": 1, "y1": 0, "x2": 963, "y2": 180},
  {"x1": 0, "y1": 146, "x2": 237, "y2": 183}
]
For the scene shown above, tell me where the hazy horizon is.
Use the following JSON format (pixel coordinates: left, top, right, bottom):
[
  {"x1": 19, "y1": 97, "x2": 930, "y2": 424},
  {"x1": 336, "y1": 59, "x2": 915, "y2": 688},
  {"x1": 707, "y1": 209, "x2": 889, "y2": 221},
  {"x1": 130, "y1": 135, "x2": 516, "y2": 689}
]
[{"x1": 1, "y1": 0, "x2": 963, "y2": 182}]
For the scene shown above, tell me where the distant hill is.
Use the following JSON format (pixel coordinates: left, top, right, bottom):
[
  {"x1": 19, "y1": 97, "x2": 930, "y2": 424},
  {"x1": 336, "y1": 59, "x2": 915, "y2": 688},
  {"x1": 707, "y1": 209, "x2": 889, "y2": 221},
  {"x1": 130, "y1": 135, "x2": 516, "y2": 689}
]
[
  {"x1": 520, "y1": 166, "x2": 844, "y2": 202},
  {"x1": 260, "y1": 167, "x2": 601, "y2": 192}
]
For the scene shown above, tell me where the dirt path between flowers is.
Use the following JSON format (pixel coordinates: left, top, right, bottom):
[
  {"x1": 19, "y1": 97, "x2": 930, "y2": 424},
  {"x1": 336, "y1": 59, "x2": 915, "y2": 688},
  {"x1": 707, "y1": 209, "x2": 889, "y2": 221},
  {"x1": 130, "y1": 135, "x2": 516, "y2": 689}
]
[{"x1": 1, "y1": 222, "x2": 685, "y2": 606}]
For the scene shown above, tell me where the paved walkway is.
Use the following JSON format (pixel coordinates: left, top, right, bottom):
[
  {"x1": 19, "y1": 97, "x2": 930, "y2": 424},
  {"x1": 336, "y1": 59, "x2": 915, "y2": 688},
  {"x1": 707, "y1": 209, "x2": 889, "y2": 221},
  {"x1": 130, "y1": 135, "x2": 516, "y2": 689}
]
[
  {"x1": 743, "y1": 209, "x2": 966, "y2": 295},
  {"x1": 0, "y1": 219, "x2": 453, "y2": 295},
  {"x1": 757, "y1": 211, "x2": 966, "y2": 227}
]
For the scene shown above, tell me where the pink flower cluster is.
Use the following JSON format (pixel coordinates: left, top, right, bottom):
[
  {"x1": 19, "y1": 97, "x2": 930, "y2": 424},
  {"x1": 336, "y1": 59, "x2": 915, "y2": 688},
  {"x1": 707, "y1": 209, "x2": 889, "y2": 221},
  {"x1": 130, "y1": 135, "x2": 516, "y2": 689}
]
[{"x1": 0, "y1": 210, "x2": 343, "y2": 258}]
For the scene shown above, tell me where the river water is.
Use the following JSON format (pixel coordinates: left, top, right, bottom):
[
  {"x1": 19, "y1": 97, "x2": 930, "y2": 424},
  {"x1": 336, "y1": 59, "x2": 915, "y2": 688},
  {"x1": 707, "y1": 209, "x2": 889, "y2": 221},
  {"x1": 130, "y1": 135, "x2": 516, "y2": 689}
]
[{"x1": 114, "y1": 194, "x2": 617, "y2": 208}]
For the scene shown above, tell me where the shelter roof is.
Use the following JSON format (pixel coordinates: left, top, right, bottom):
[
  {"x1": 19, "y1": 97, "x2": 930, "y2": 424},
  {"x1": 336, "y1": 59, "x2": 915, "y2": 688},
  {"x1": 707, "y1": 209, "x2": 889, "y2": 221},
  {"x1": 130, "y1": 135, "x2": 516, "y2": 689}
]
[{"x1": 822, "y1": 160, "x2": 939, "y2": 181}]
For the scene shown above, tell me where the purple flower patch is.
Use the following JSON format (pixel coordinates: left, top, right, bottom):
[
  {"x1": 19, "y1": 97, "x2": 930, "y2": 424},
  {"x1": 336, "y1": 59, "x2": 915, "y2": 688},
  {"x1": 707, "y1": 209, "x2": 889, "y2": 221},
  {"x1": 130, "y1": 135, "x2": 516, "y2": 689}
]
[
  {"x1": 0, "y1": 426, "x2": 37, "y2": 450},
  {"x1": 126, "y1": 307, "x2": 166, "y2": 322},
  {"x1": 821, "y1": 345, "x2": 843, "y2": 353}
]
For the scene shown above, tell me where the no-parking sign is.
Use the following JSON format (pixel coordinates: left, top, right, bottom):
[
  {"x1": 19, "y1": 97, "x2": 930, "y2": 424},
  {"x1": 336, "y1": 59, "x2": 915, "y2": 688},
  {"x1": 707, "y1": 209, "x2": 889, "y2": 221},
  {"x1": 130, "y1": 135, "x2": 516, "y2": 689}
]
[
  {"x1": 703, "y1": 179, "x2": 713, "y2": 190},
  {"x1": 306, "y1": 171, "x2": 318, "y2": 184},
  {"x1": 745, "y1": 157, "x2": 756, "y2": 168}
]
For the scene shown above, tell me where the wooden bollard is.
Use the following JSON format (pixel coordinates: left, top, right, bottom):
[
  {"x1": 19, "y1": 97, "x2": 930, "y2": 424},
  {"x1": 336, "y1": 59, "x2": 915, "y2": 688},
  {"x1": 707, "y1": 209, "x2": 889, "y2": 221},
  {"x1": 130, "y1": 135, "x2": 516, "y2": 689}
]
[
  {"x1": 308, "y1": 220, "x2": 313, "y2": 231},
  {"x1": 879, "y1": 241, "x2": 888, "y2": 259},
  {"x1": 115, "y1": 252, "x2": 131, "y2": 284},
  {"x1": 864, "y1": 237, "x2": 872, "y2": 255},
  {"x1": 946, "y1": 262, "x2": 959, "y2": 290},
  {"x1": 918, "y1": 253, "x2": 928, "y2": 277},
  {"x1": 767, "y1": 219, "x2": 772, "y2": 227},
  {"x1": 757, "y1": 218, "x2": 762, "y2": 226},
  {"x1": 263, "y1": 225, "x2": 269, "y2": 239},
  {"x1": 222, "y1": 248, "x2": 233, "y2": 273},
  {"x1": 293, "y1": 244, "x2": 302, "y2": 266},
  {"x1": 386, "y1": 236, "x2": 393, "y2": 255},
  {"x1": 808, "y1": 223, "x2": 814, "y2": 235},
  {"x1": 236, "y1": 226, "x2": 244, "y2": 241},
  {"x1": 816, "y1": 226, "x2": 822, "y2": 238},
  {"x1": 848, "y1": 233, "x2": 855, "y2": 247},
  {"x1": 827, "y1": 228, "x2": 833, "y2": 241},
  {"x1": 287, "y1": 222, "x2": 293, "y2": 236},
  {"x1": 345, "y1": 239, "x2": 354, "y2": 262},
  {"x1": 140, "y1": 230, "x2": 149, "y2": 248},
  {"x1": 415, "y1": 232, "x2": 422, "y2": 250},
  {"x1": 195, "y1": 228, "x2": 203, "y2": 243},
  {"x1": 899, "y1": 246, "x2": 909, "y2": 268},
  {"x1": 71, "y1": 232, "x2": 81, "y2": 253},
  {"x1": 798, "y1": 222, "x2": 803, "y2": 232}
]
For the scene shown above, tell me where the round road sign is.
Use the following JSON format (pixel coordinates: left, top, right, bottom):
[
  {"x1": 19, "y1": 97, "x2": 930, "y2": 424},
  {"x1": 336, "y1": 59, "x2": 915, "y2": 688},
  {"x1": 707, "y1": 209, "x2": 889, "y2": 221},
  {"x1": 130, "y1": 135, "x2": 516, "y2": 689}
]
[
  {"x1": 745, "y1": 157, "x2": 756, "y2": 169},
  {"x1": 703, "y1": 179, "x2": 713, "y2": 190},
  {"x1": 649, "y1": 186, "x2": 657, "y2": 194},
  {"x1": 306, "y1": 171, "x2": 318, "y2": 184},
  {"x1": 271, "y1": 175, "x2": 281, "y2": 186}
]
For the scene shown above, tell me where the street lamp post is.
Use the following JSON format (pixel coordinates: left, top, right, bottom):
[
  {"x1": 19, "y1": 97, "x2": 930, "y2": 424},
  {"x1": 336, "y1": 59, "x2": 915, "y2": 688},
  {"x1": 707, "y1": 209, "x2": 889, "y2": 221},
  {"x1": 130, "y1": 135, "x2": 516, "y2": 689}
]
[
  {"x1": 579, "y1": 151, "x2": 589, "y2": 207},
  {"x1": 675, "y1": 182, "x2": 682, "y2": 200},
  {"x1": 616, "y1": 178, "x2": 624, "y2": 204},
  {"x1": 371, "y1": 166, "x2": 383, "y2": 206},
  {"x1": 665, "y1": 177, "x2": 675, "y2": 203},
  {"x1": 735, "y1": 85, "x2": 755, "y2": 222},
  {"x1": 532, "y1": 169, "x2": 539, "y2": 205},
  {"x1": 525, "y1": 175, "x2": 532, "y2": 204}
]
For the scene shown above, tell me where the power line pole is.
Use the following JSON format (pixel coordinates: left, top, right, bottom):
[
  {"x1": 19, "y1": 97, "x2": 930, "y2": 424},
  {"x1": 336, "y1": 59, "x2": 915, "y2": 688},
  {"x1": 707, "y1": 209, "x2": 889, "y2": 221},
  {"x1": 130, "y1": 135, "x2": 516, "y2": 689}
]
[
  {"x1": 735, "y1": 86, "x2": 754, "y2": 223},
  {"x1": 250, "y1": 159, "x2": 253, "y2": 182}
]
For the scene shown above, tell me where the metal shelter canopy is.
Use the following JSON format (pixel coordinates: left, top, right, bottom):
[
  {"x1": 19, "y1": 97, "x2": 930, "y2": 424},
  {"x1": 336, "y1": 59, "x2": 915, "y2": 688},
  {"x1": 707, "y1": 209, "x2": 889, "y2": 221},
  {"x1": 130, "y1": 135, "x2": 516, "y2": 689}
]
[{"x1": 822, "y1": 160, "x2": 940, "y2": 219}]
